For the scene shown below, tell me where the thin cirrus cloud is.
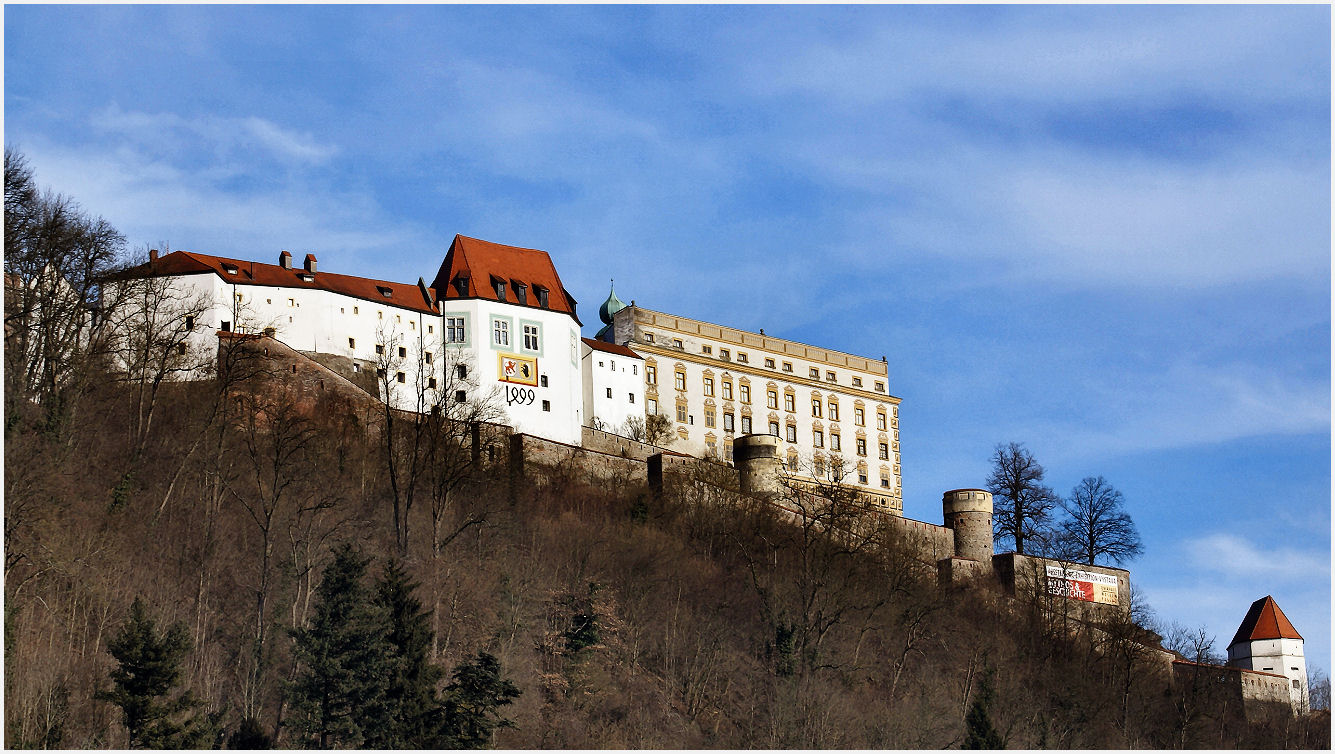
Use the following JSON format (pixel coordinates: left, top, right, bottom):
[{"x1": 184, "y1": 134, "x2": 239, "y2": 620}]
[
  {"x1": 21, "y1": 138, "x2": 431, "y2": 280},
  {"x1": 90, "y1": 104, "x2": 338, "y2": 166},
  {"x1": 1183, "y1": 533, "x2": 1328, "y2": 581}
]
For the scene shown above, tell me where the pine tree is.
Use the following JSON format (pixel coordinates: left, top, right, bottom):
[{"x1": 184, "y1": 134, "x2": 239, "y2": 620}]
[
  {"x1": 367, "y1": 558, "x2": 447, "y2": 749},
  {"x1": 285, "y1": 543, "x2": 390, "y2": 748},
  {"x1": 441, "y1": 652, "x2": 521, "y2": 748},
  {"x1": 96, "y1": 597, "x2": 213, "y2": 748},
  {"x1": 963, "y1": 669, "x2": 1005, "y2": 749}
]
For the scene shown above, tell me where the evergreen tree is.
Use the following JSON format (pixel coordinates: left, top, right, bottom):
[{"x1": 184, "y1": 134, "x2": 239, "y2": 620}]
[
  {"x1": 367, "y1": 558, "x2": 447, "y2": 749},
  {"x1": 285, "y1": 543, "x2": 390, "y2": 749},
  {"x1": 441, "y1": 652, "x2": 521, "y2": 748},
  {"x1": 96, "y1": 597, "x2": 213, "y2": 748},
  {"x1": 963, "y1": 669, "x2": 1005, "y2": 750}
]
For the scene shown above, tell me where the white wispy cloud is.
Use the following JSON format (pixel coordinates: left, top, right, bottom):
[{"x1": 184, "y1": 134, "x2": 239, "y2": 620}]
[
  {"x1": 1181, "y1": 533, "x2": 1328, "y2": 580},
  {"x1": 22, "y1": 138, "x2": 433, "y2": 283},
  {"x1": 91, "y1": 104, "x2": 337, "y2": 165}
]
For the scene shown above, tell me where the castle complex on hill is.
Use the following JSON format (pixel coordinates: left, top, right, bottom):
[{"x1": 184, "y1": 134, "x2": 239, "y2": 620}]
[
  {"x1": 108, "y1": 233, "x2": 1311, "y2": 717},
  {"x1": 114, "y1": 234, "x2": 902, "y2": 509}
]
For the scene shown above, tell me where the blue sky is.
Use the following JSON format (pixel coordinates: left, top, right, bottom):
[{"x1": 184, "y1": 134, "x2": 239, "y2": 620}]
[{"x1": 6, "y1": 5, "x2": 1330, "y2": 674}]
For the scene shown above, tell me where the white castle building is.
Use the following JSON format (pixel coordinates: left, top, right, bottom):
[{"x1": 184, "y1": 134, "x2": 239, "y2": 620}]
[{"x1": 110, "y1": 233, "x2": 900, "y2": 509}]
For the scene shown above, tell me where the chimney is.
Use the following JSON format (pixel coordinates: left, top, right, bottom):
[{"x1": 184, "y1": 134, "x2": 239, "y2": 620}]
[
  {"x1": 279, "y1": 250, "x2": 292, "y2": 269},
  {"x1": 149, "y1": 248, "x2": 159, "y2": 263},
  {"x1": 304, "y1": 253, "x2": 317, "y2": 274}
]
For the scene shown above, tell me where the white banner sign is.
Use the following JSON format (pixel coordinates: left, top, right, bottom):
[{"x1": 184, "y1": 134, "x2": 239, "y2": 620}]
[{"x1": 1046, "y1": 564, "x2": 1119, "y2": 605}]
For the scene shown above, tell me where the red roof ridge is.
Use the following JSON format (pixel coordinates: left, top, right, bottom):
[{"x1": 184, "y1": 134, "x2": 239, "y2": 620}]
[
  {"x1": 432, "y1": 234, "x2": 580, "y2": 323},
  {"x1": 1229, "y1": 595, "x2": 1303, "y2": 647},
  {"x1": 582, "y1": 337, "x2": 641, "y2": 359}
]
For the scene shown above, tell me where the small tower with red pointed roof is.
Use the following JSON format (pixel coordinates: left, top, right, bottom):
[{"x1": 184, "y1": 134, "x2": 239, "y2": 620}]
[{"x1": 1227, "y1": 595, "x2": 1308, "y2": 714}]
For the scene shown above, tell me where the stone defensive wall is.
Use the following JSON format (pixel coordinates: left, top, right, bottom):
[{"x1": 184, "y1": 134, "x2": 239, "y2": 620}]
[
  {"x1": 1171, "y1": 660, "x2": 1292, "y2": 720},
  {"x1": 993, "y1": 552, "x2": 1131, "y2": 618},
  {"x1": 217, "y1": 333, "x2": 386, "y2": 422},
  {"x1": 228, "y1": 342, "x2": 1133, "y2": 625},
  {"x1": 508, "y1": 432, "x2": 653, "y2": 488},
  {"x1": 580, "y1": 425, "x2": 676, "y2": 462}
]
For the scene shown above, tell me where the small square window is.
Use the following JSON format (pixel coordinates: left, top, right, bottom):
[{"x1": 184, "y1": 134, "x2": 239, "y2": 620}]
[
  {"x1": 673, "y1": 339, "x2": 683, "y2": 349},
  {"x1": 809, "y1": 367, "x2": 819, "y2": 378},
  {"x1": 720, "y1": 349, "x2": 730, "y2": 360},
  {"x1": 875, "y1": 381, "x2": 885, "y2": 392},
  {"x1": 738, "y1": 353, "x2": 748, "y2": 363},
  {"x1": 184, "y1": 315, "x2": 195, "y2": 330},
  {"x1": 540, "y1": 375, "x2": 548, "y2": 387},
  {"x1": 764, "y1": 358, "x2": 775, "y2": 369},
  {"x1": 396, "y1": 371, "x2": 406, "y2": 384},
  {"x1": 782, "y1": 362, "x2": 792, "y2": 373},
  {"x1": 606, "y1": 388, "x2": 613, "y2": 398},
  {"x1": 398, "y1": 346, "x2": 407, "y2": 358},
  {"x1": 425, "y1": 352, "x2": 433, "y2": 364},
  {"x1": 881, "y1": 479, "x2": 890, "y2": 488},
  {"x1": 702, "y1": 345, "x2": 712, "y2": 355},
  {"x1": 629, "y1": 393, "x2": 635, "y2": 403},
  {"x1": 542, "y1": 400, "x2": 551, "y2": 412},
  {"x1": 375, "y1": 344, "x2": 384, "y2": 355},
  {"x1": 456, "y1": 364, "x2": 467, "y2": 379},
  {"x1": 852, "y1": 377, "x2": 862, "y2": 387},
  {"x1": 353, "y1": 306, "x2": 359, "y2": 315},
  {"x1": 428, "y1": 377, "x2": 437, "y2": 389},
  {"x1": 645, "y1": 333, "x2": 654, "y2": 342},
  {"x1": 349, "y1": 337, "x2": 356, "y2": 349},
  {"x1": 455, "y1": 390, "x2": 467, "y2": 403},
  {"x1": 826, "y1": 371, "x2": 836, "y2": 382}
]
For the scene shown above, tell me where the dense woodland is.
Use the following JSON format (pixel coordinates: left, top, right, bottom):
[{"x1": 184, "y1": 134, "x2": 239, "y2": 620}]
[{"x1": 5, "y1": 149, "x2": 1330, "y2": 749}]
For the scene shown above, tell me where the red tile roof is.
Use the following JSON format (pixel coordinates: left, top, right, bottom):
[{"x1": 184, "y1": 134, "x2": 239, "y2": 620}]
[
  {"x1": 430, "y1": 235, "x2": 580, "y2": 324},
  {"x1": 582, "y1": 337, "x2": 640, "y2": 359},
  {"x1": 1229, "y1": 596, "x2": 1303, "y2": 647},
  {"x1": 109, "y1": 250, "x2": 441, "y2": 315}
]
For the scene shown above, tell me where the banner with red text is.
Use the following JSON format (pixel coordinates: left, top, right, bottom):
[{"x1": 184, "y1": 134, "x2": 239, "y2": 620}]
[{"x1": 1046, "y1": 564, "x2": 1119, "y2": 605}]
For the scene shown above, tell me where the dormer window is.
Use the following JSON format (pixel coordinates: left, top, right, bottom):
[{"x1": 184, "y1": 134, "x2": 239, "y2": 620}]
[
  {"x1": 377, "y1": 285, "x2": 393, "y2": 299},
  {"x1": 491, "y1": 276, "x2": 507, "y2": 302},
  {"x1": 513, "y1": 281, "x2": 527, "y2": 305},
  {"x1": 535, "y1": 286, "x2": 549, "y2": 308},
  {"x1": 223, "y1": 264, "x2": 238, "y2": 275},
  {"x1": 298, "y1": 273, "x2": 314, "y2": 282},
  {"x1": 453, "y1": 276, "x2": 469, "y2": 297}
]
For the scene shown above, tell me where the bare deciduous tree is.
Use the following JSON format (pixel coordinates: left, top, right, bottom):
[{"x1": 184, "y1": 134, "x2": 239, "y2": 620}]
[
  {"x1": 986, "y1": 442, "x2": 1058, "y2": 555},
  {"x1": 5, "y1": 147, "x2": 127, "y2": 424},
  {"x1": 1058, "y1": 476, "x2": 1142, "y2": 566}
]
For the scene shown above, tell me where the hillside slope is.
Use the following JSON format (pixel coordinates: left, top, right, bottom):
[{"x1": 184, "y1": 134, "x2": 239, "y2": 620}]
[{"x1": 4, "y1": 374, "x2": 1328, "y2": 749}]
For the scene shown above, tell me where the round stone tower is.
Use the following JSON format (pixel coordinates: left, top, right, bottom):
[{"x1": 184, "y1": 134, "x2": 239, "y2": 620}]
[
  {"x1": 942, "y1": 489, "x2": 994, "y2": 564},
  {"x1": 734, "y1": 434, "x2": 782, "y2": 497}
]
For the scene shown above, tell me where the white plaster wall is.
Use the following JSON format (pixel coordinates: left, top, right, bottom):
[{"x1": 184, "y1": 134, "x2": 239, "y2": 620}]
[
  {"x1": 581, "y1": 344, "x2": 644, "y2": 434},
  {"x1": 442, "y1": 298, "x2": 583, "y2": 446}
]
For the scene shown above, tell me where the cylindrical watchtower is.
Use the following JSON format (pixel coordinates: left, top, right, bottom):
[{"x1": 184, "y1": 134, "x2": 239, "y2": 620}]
[
  {"x1": 942, "y1": 489, "x2": 994, "y2": 564},
  {"x1": 735, "y1": 434, "x2": 782, "y2": 497}
]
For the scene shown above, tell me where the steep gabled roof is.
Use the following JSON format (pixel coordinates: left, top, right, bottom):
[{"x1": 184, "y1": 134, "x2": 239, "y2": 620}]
[
  {"x1": 430, "y1": 235, "x2": 580, "y2": 325},
  {"x1": 108, "y1": 251, "x2": 440, "y2": 315},
  {"x1": 582, "y1": 337, "x2": 641, "y2": 359},
  {"x1": 1229, "y1": 596, "x2": 1303, "y2": 647}
]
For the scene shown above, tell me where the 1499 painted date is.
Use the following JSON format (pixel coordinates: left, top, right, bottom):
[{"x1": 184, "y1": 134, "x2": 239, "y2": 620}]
[{"x1": 505, "y1": 386, "x2": 536, "y2": 406}]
